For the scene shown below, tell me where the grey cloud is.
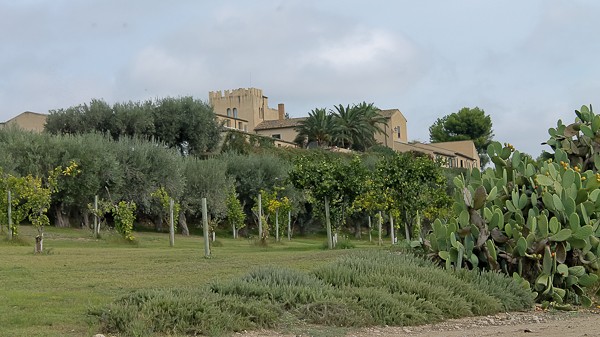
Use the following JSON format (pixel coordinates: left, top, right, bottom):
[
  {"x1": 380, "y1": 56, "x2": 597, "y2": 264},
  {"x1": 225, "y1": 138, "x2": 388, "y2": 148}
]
[
  {"x1": 1, "y1": 0, "x2": 599, "y2": 160},
  {"x1": 115, "y1": 2, "x2": 429, "y2": 114}
]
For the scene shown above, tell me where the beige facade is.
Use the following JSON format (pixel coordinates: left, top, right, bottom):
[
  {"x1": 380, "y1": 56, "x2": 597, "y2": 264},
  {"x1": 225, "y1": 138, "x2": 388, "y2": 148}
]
[
  {"x1": 372, "y1": 110, "x2": 480, "y2": 169},
  {"x1": 432, "y1": 140, "x2": 480, "y2": 167},
  {"x1": 254, "y1": 118, "x2": 306, "y2": 144},
  {"x1": 375, "y1": 109, "x2": 408, "y2": 148},
  {"x1": 209, "y1": 88, "x2": 282, "y2": 132},
  {"x1": 209, "y1": 87, "x2": 299, "y2": 147},
  {"x1": 0, "y1": 111, "x2": 47, "y2": 132},
  {"x1": 394, "y1": 141, "x2": 480, "y2": 169},
  {"x1": 219, "y1": 114, "x2": 250, "y2": 132}
]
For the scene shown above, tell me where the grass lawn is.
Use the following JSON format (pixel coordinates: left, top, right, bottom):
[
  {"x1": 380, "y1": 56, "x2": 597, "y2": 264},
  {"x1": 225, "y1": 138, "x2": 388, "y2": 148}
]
[{"x1": 0, "y1": 225, "x2": 362, "y2": 337}]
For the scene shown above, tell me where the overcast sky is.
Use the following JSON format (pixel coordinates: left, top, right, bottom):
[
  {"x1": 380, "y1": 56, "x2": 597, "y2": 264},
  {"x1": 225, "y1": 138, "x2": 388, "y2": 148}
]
[{"x1": 2, "y1": 0, "x2": 599, "y2": 156}]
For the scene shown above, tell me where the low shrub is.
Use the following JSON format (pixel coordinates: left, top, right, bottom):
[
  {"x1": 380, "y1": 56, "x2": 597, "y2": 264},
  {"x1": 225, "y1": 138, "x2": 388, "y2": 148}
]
[
  {"x1": 453, "y1": 269, "x2": 536, "y2": 312},
  {"x1": 320, "y1": 238, "x2": 356, "y2": 250},
  {"x1": 336, "y1": 239, "x2": 356, "y2": 249},
  {"x1": 312, "y1": 251, "x2": 504, "y2": 317},
  {"x1": 90, "y1": 288, "x2": 281, "y2": 336},
  {"x1": 1, "y1": 235, "x2": 31, "y2": 246},
  {"x1": 92, "y1": 250, "x2": 534, "y2": 336}
]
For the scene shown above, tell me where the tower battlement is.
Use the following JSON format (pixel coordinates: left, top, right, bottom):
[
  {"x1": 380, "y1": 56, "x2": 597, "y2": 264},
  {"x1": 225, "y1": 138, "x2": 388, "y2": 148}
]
[{"x1": 208, "y1": 88, "x2": 265, "y2": 102}]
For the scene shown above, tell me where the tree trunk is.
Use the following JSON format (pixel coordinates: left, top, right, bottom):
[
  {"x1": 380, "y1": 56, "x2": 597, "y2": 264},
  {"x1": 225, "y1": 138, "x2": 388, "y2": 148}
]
[
  {"x1": 35, "y1": 232, "x2": 43, "y2": 253},
  {"x1": 404, "y1": 214, "x2": 411, "y2": 241},
  {"x1": 355, "y1": 220, "x2": 361, "y2": 239},
  {"x1": 179, "y1": 210, "x2": 189, "y2": 236},
  {"x1": 154, "y1": 215, "x2": 163, "y2": 232},
  {"x1": 54, "y1": 204, "x2": 70, "y2": 228},
  {"x1": 81, "y1": 209, "x2": 90, "y2": 229}
]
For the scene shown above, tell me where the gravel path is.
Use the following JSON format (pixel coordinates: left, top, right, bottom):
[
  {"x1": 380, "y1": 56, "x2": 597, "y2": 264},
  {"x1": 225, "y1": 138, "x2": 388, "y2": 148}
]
[{"x1": 239, "y1": 307, "x2": 600, "y2": 337}]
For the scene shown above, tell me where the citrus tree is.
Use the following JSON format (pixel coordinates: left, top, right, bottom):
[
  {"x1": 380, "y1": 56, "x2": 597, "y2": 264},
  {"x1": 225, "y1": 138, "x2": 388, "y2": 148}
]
[
  {"x1": 376, "y1": 152, "x2": 451, "y2": 242},
  {"x1": 226, "y1": 187, "x2": 245, "y2": 238},
  {"x1": 151, "y1": 187, "x2": 180, "y2": 232},
  {"x1": 1, "y1": 161, "x2": 79, "y2": 252},
  {"x1": 264, "y1": 188, "x2": 292, "y2": 242},
  {"x1": 289, "y1": 155, "x2": 366, "y2": 248}
]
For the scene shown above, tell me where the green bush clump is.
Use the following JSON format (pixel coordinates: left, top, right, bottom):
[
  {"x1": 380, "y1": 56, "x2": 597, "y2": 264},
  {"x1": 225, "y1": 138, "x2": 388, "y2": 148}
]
[
  {"x1": 453, "y1": 269, "x2": 535, "y2": 311},
  {"x1": 91, "y1": 288, "x2": 281, "y2": 336},
  {"x1": 92, "y1": 250, "x2": 534, "y2": 336},
  {"x1": 312, "y1": 251, "x2": 506, "y2": 316}
]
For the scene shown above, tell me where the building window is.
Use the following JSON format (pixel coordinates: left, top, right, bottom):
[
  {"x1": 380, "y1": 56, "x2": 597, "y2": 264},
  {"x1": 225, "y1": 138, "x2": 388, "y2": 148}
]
[
  {"x1": 225, "y1": 120, "x2": 231, "y2": 127},
  {"x1": 272, "y1": 134, "x2": 281, "y2": 139},
  {"x1": 227, "y1": 108, "x2": 231, "y2": 117},
  {"x1": 233, "y1": 108, "x2": 238, "y2": 118},
  {"x1": 238, "y1": 122, "x2": 243, "y2": 130},
  {"x1": 244, "y1": 125, "x2": 248, "y2": 132}
]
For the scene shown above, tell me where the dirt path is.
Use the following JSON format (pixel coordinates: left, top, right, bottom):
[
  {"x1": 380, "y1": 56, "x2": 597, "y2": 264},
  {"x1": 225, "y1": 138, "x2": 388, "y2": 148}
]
[
  {"x1": 347, "y1": 310, "x2": 600, "y2": 337},
  {"x1": 240, "y1": 308, "x2": 600, "y2": 337}
]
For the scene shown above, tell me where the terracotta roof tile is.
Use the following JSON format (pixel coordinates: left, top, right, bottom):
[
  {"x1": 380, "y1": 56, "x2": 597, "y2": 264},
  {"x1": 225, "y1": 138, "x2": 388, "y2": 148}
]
[
  {"x1": 254, "y1": 117, "x2": 307, "y2": 130},
  {"x1": 394, "y1": 142, "x2": 456, "y2": 156},
  {"x1": 378, "y1": 109, "x2": 408, "y2": 123}
]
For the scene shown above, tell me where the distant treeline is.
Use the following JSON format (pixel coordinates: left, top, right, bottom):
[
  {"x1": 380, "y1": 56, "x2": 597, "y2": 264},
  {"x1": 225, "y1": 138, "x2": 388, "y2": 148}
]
[
  {"x1": 45, "y1": 97, "x2": 222, "y2": 156},
  {"x1": 0, "y1": 124, "x2": 458, "y2": 237},
  {"x1": 0, "y1": 128, "x2": 307, "y2": 233}
]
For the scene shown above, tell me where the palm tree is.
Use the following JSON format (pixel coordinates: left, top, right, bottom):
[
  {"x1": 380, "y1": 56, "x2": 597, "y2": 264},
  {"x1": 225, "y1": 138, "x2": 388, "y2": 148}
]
[
  {"x1": 331, "y1": 104, "x2": 360, "y2": 149},
  {"x1": 355, "y1": 102, "x2": 386, "y2": 133},
  {"x1": 331, "y1": 102, "x2": 385, "y2": 151},
  {"x1": 294, "y1": 108, "x2": 335, "y2": 147}
]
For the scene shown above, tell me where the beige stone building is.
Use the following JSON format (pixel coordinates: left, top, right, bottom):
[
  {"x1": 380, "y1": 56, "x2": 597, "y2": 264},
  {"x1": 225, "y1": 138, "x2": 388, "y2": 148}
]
[
  {"x1": 208, "y1": 87, "x2": 481, "y2": 167},
  {"x1": 253, "y1": 118, "x2": 306, "y2": 144},
  {"x1": 431, "y1": 140, "x2": 480, "y2": 169},
  {"x1": 393, "y1": 141, "x2": 480, "y2": 169},
  {"x1": 209, "y1": 88, "x2": 281, "y2": 133},
  {"x1": 376, "y1": 109, "x2": 408, "y2": 148},
  {"x1": 0, "y1": 111, "x2": 47, "y2": 132},
  {"x1": 209, "y1": 88, "x2": 299, "y2": 147},
  {"x1": 208, "y1": 88, "x2": 412, "y2": 149}
]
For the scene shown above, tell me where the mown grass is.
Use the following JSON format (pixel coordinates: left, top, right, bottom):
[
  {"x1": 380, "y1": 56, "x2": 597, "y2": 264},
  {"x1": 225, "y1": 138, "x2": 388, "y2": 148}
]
[
  {"x1": 0, "y1": 225, "x2": 355, "y2": 337},
  {"x1": 93, "y1": 251, "x2": 535, "y2": 336},
  {"x1": 2, "y1": 226, "x2": 535, "y2": 337}
]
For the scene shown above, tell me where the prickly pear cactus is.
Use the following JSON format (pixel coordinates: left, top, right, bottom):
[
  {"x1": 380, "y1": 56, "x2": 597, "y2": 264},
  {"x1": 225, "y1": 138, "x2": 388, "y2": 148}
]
[{"x1": 426, "y1": 105, "x2": 600, "y2": 306}]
